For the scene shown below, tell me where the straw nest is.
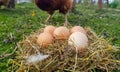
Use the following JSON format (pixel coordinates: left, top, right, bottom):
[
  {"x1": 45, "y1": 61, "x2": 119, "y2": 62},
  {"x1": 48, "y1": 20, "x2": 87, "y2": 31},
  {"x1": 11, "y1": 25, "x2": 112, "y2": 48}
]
[{"x1": 9, "y1": 27, "x2": 120, "y2": 72}]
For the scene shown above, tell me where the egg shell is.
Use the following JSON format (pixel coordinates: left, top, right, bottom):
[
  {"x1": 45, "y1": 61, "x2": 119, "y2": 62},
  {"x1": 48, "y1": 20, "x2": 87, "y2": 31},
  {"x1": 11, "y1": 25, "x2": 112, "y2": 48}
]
[
  {"x1": 53, "y1": 26, "x2": 70, "y2": 40},
  {"x1": 68, "y1": 32, "x2": 88, "y2": 52},
  {"x1": 44, "y1": 25, "x2": 56, "y2": 36},
  {"x1": 70, "y1": 26, "x2": 86, "y2": 34},
  {"x1": 37, "y1": 32, "x2": 54, "y2": 47}
]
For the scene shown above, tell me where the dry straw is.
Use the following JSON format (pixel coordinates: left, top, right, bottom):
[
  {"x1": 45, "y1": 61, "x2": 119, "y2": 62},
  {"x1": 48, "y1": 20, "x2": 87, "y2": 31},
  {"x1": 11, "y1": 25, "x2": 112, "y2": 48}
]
[{"x1": 9, "y1": 27, "x2": 120, "y2": 72}]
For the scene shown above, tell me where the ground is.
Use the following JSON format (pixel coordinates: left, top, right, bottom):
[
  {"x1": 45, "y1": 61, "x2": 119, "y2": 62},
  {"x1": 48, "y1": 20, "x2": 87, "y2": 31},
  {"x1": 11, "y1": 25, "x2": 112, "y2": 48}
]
[{"x1": 0, "y1": 3, "x2": 120, "y2": 72}]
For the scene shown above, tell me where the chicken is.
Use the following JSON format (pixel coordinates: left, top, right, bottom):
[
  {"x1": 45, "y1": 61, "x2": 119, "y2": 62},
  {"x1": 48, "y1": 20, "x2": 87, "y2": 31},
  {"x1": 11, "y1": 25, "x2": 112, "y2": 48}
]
[
  {"x1": 0, "y1": 0, "x2": 15, "y2": 8},
  {"x1": 34, "y1": 0, "x2": 74, "y2": 26},
  {"x1": 0, "y1": 0, "x2": 10, "y2": 8}
]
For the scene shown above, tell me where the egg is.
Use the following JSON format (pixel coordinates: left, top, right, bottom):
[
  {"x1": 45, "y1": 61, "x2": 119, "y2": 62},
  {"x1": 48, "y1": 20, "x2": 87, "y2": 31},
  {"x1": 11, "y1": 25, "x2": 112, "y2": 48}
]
[
  {"x1": 44, "y1": 25, "x2": 56, "y2": 36},
  {"x1": 68, "y1": 32, "x2": 88, "y2": 53},
  {"x1": 37, "y1": 32, "x2": 54, "y2": 47},
  {"x1": 53, "y1": 26, "x2": 70, "y2": 40},
  {"x1": 70, "y1": 26, "x2": 86, "y2": 34}
]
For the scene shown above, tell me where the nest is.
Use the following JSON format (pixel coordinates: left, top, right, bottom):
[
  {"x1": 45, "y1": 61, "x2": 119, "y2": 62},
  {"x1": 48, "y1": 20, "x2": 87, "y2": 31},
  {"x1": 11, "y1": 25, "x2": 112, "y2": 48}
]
[{"x1": 9, "y1": 27, "x2": 120, "y2": 72}]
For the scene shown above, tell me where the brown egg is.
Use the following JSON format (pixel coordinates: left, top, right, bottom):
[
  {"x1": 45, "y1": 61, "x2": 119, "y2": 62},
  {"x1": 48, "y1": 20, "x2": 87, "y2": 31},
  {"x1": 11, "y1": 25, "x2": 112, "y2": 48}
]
[
  {"x1": 53, "y1": 26, "x2": 70, "y2": 40},
  {"x1": 70, "y1": 26, "x2": 86, "y2": 34},
  {"x1": 44, "y1": 25, "x2": 56, "y2": 36},
  {"x1": 37, "y1": 32, "x2": 54, "y2": 47}
]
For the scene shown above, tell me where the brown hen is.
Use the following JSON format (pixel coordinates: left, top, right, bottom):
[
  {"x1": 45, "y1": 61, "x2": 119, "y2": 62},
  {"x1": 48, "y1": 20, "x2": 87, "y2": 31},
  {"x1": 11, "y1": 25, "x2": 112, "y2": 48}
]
[{"x1": 34, "y1": 0, "x2": 74, "y2": 26}]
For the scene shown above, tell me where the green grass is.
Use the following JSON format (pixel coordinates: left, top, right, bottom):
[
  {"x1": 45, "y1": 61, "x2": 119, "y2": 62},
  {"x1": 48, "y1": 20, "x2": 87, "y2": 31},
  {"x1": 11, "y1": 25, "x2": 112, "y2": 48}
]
[{"x1": 0, "y1": 3, "x2": 120, "y2": 72}]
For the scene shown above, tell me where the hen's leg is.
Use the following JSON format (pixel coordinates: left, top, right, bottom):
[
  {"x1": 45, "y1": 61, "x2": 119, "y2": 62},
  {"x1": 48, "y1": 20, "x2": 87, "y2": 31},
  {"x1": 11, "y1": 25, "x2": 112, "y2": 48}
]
[
  {"x1": 45, "y1": 14, "x2": 52, "y2": 23},
  {"x1": 64, "y1": 13, "x2": 70, "y2": 26},
  {"x1": 45, "y1": 11, "x2": 54, "y2": 23}
]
